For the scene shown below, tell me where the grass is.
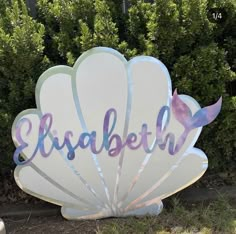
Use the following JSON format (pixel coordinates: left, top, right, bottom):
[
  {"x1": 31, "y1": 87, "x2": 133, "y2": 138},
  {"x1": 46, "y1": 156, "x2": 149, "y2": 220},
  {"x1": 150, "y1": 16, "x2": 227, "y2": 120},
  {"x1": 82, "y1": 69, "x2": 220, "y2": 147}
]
[
  {"x1": 4, "y1": 195, "x2": 236, "y2": 233},
  {"x1": 97, "y1": 197, "x2": 236, "y2": 234}
]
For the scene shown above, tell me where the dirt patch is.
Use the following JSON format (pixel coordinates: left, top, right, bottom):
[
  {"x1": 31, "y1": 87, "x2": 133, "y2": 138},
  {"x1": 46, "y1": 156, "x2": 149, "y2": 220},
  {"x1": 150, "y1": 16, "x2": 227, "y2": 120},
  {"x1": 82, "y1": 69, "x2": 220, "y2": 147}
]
[{"x1": 4, "y1": 216, "x2": 99, "y2": 234}]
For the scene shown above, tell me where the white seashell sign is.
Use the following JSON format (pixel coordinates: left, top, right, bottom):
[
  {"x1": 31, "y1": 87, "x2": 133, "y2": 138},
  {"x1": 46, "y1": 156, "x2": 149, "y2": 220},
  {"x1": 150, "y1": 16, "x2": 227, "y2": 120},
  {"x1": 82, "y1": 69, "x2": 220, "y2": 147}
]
[{"x1": 12, "y1": 47, "x2": 222, "y2": 220}]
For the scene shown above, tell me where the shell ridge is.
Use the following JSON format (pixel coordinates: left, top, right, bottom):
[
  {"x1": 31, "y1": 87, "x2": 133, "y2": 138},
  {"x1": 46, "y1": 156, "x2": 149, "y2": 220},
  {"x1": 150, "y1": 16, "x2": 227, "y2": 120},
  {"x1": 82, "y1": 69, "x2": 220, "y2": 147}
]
[
  {"x1": 125, "y1": 147, "x2": 208, "y2": 212},
  {"x1": 36, "y1": 68, "x2": 108, "y2": 208},
  {"x1": 124, "y1": 197, "x2": 162, "y2": 214},
  {"x1": 47, "y1": 125, "x2": 106, "y2": 208},
  {"x1": 29, "y1": 162, "x2": 96, "y2": 206},
  {"x1": 17, "y1": 163, "x2": 96, "y2": 208},
  {"x1": 124, "y1": 145, "x2": 206, "y2": 211},
  {"x1": 117, "y1": 58, "x2": 172, "y2": 209},
  {"x1": 71, "y1": 56, "x2": 112, "y2": 209},
  {"x1": 122, "y1": 94, "x2": 203, "y2": 209},
  {"x1": 159, "y1": 148, "x2": 208, "y2": 200},
  {"x1": 112, "y1": 62, "x2": 133, "y2": 208},
  {"x1": 38, "y1": 110, "x2": 106, "y2": 208},
  {"x1": 124, "y1": 155, "x2": 184, "y2": 211},
  {"x1": 118, "y1": 152, "x2": 154, "y2": 208},
  {"x1": 14, "y1": 167, "x2": 89, "y2": 208}
]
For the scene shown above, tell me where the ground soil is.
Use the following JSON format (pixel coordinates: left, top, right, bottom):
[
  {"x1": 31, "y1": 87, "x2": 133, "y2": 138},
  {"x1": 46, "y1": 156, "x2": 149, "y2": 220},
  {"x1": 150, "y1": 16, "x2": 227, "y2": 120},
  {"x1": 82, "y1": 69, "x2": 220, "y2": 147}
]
[{"x1": 4, "y1": 216, "x2": 100, "y2": 234}]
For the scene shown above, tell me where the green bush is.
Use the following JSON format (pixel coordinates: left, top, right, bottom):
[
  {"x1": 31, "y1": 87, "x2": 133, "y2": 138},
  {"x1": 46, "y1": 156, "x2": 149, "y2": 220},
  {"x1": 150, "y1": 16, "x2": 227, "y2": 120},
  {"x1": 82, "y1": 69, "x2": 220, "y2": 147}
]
[
  {"x1": 0, "y1": 0, "x2": 50, "y2": 170},
  {"x1": 0, "y1": 0, "x2": 235, "y2": 178},
  {"x1": 172, "y1": 43, "x2": 236, "y2": 172}
]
